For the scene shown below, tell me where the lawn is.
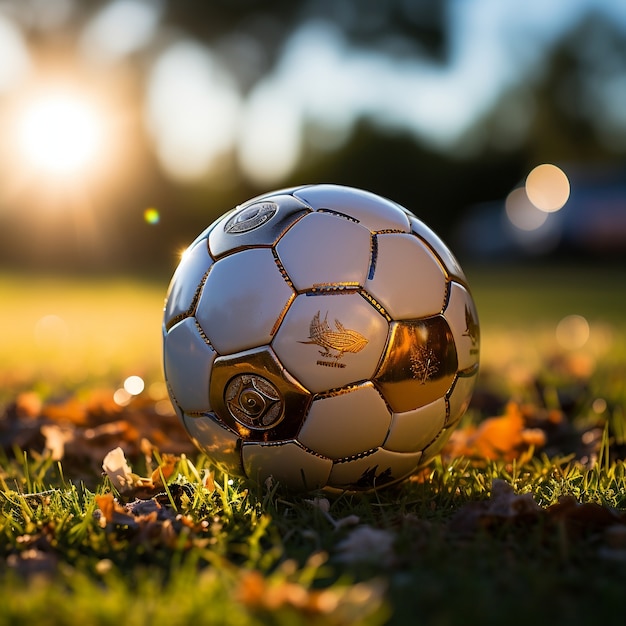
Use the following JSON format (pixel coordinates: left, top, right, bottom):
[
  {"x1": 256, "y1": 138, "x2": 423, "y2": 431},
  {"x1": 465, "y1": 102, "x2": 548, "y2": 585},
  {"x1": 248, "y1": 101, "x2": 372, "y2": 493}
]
[{"x1": 1, "y1": 264, "x2": 626, "y2": 625}]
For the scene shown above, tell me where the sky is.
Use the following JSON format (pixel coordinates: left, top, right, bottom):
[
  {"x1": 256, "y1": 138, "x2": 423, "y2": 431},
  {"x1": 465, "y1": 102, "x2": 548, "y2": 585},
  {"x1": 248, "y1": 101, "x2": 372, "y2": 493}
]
[{"x1": 1, "y1": 0, "x2": 625, "y2": 186}]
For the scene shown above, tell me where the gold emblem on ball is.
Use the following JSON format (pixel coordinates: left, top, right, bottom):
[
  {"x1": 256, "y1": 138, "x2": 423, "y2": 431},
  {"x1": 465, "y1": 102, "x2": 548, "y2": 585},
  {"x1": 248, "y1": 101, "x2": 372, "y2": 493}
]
[
  {"x1": 300, "y1": 311, "x2": 368, "y2": 368},
  {"x1": 224, "y1": 374, "x2": 284, "y2": 429}
]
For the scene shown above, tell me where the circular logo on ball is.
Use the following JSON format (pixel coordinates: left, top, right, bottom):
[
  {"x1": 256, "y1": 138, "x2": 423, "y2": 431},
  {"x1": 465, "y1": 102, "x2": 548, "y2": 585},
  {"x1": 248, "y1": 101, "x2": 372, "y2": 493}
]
[
  {"x1": 224, "y1": 202, "x2": 277, "y2": 234},
  {"x1": 224, "y1": 374, "x2": 284, "y2": 430}
]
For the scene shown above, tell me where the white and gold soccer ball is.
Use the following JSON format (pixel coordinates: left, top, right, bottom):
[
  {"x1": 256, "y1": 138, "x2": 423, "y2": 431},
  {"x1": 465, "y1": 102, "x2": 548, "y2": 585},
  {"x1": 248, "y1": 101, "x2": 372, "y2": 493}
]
[{"x1": 162, "y1": 184, "x2": 479, "y2": 492}]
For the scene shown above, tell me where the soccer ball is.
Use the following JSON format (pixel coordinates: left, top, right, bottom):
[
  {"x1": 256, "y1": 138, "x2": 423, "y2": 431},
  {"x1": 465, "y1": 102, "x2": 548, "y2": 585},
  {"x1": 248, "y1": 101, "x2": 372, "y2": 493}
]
[{"x1": 162, "y1": 184, "x2": 479, "y2": 492}]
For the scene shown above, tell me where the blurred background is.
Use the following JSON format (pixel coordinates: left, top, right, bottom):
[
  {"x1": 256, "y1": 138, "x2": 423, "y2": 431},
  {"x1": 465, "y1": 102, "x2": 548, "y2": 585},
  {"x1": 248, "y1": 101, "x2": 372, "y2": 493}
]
[{"x1": 1, "y1": 0, "x2": 625, "y2": 277}]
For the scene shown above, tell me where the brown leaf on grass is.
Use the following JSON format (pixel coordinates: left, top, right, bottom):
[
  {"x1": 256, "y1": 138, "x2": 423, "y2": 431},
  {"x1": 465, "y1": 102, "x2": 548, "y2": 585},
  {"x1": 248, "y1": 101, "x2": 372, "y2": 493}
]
[
  {"x1": 236, "y1": 564, "x2": 386, "y2": 623},
  {"x1": 149, "y1": 453, "x2": 177, "y2": 488},
  {"x1": 449, "y1": 479, "x2": 626, "y2": 553},
  {"x1": 546, "y1": 496, "x2": 626, "y2": 536},
  {"x1": 41, "y1": 424, "x2": 75, "y2": 461},
  {"x1": 1, "y1": 390, "x2": 196, "y2": 487},
  {"x1": 102, "y1": 446, "x2": 180, "y2": 500},
  {"x1": 94, "y1": 493, "x2": 137, "y2": 528},
  {"x1": 14, "y1": 392, "x2": 43, "y2": 418},
  {"x1": 448, "y1": 479, "x2": 542, "y2": 535},
  {"x1": 445, "y1": 402, "x2": 548, "y2": 461}
]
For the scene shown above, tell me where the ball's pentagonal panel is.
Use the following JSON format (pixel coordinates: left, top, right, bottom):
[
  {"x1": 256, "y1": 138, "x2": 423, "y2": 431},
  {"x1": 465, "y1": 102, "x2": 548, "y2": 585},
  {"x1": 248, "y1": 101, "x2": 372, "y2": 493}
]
[
  {"x1": 445, "y1": 282, "x2": 480, "y2": 372},
  {"x1": 242, "y1": 441, "x2": 332, "y2": 491},
  {"x1": 298, "y1": 383, "x2": 391, "y2": 460},
  {"x1": 208, "y1": 194, "x2": 312, "y2": 260},
  {"x1": 196, "y1": 248, "x2": 294, "y2": 355},
  {"x1": 163, "y1": 239, "x2": 213, "y2": 329},
  {"x1": 275, "y1": 212, "x2": 371, "y2": 291},
  {"x1": 293, "y1": 184, "x2": 411, "y2": 233},
  {"x1": 408, "y1": 214, "x2": 467, "y2": 283},
  {"x1": 181, "y1": 412, "x2": 242, "y2": 475},
  {"x1": 209, "y1": 346, "x2": 311, "y2": 442},
  {"x1": 272, "y1": 292, "x2": 389, "y2": 393},
  {"x1": 447, "y1": 373, "x2": 478, "y2": 426},
  {"x1": 383, "y1": 397, "x2": 447, "y2": 453},
  {"x1": 164, "y1": 318, "x2": 216, "y2": 413},
  {"x1": 365, "y1": 233, "x2": 447, "y2": 320},
  {"x1": 374, "y1": 317, "x2": 458, "y2": 413},
  {"x1": 328, "y1": 448, "x2": 423, "y2": 492}
]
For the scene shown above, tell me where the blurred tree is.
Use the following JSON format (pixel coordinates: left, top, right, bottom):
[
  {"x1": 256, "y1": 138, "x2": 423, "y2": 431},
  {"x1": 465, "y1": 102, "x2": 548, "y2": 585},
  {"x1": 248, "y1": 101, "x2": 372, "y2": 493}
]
[
  {"x1": 1, "y1": 1, "x2": 625, "y2": 274},
  {"x1": 526, "y1": 12, "x2": 626, "y2": 163}
]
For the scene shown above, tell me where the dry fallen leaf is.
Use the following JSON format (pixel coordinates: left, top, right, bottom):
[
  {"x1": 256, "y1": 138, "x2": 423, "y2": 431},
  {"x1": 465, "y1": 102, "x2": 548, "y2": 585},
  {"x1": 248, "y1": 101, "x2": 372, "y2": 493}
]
[{"x1": 445, "y1": 402, "x2": 547, "y2": 461}]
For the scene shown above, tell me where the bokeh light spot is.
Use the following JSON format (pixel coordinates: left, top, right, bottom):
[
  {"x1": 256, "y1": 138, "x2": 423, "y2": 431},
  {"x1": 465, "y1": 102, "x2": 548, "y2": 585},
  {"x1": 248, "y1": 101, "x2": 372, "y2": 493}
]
[
  {"x1": 592, "y1": 398, "x2": 607, "y2": 414},
  {"x1": 525, "y1": 164, "x2": 570, "y2": 213},
  {"x1": 113, "y1": 388, "x2": 132, "y2": 406},
  {"x1": 123, "y1": 375, "x2": 145, "y2": 395},
  {"x1": 556, "y1": 314, "x2": 590, "y2": 350},
  {"x1": 33, "y1": 314, "x2": 69, "y2": 347},
  {"x1": 505, "y1": 187, "x2": 548, "y2": 231}
]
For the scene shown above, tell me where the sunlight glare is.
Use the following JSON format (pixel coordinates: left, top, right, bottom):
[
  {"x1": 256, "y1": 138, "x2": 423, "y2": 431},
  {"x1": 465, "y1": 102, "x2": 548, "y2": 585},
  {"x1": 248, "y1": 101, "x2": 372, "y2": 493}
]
[{"x1": 16, "y1": 92, "x2": 104, "y2": 177}]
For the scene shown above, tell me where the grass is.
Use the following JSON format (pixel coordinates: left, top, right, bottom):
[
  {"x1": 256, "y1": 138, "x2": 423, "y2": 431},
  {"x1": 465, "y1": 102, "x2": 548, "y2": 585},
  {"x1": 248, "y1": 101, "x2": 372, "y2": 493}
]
[{"x1": 2, "y1": 263, "x2": 626, "y2": 625}]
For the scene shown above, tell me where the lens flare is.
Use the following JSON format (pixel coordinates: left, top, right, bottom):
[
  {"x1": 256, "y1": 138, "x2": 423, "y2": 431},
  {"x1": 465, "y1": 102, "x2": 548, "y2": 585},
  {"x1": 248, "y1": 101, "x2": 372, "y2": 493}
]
[{"x1": 144, "y1": 207, "x2": 160, "y2": 224}]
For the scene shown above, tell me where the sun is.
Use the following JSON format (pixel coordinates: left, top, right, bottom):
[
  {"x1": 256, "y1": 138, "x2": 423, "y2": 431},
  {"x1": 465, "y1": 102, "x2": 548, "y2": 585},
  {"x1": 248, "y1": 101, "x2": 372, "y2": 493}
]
[{"x1": 15, "y1": 91, "x2": 104, "y2": 178}]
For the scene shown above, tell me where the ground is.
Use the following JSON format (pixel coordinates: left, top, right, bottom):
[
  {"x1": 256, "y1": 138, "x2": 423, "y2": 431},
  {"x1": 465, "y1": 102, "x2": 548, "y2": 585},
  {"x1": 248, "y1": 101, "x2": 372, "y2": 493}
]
[{"x1": 1, "y1": 264, "x2": 626, "y2": 625}]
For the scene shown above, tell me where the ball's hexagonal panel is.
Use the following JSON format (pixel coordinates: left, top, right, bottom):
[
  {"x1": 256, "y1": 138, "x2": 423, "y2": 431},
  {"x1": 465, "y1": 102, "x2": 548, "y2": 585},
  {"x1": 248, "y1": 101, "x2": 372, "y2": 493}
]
[
  {"x1": 208, "y1": 194, "x2": 312, "y2": 259},
  {"x1": 298, "y1": 383, "x2": 391, "y2": 460},
  {"x1": 181, "y1": 412, "x2": 242, "y2": 476},
  {"x1": 196, "y1": 248, "x2": 294, "y2": 355},
  {"x1": 293, "y1": 184, "x2": 411, "y2": 233},
  {"x1": 275, "y1": 212, "x2": 371, "y2": 292},
  {"x1": 447, "y1": 373, "x2": 478, "y2": 426},
  {"x1": 408, "y1": 214, "x2": 467, "y2": 283},
  {"x1": 163, "y1": 238, "x2": 213, "y2": 329},
  {"x1": 445, "y1": 281, "x2": 480, "y2": 372},
  {"x1": 374, "y1": 317, "x2": 458, "y2": 413},
  {"x1": 209, "y1": 346, "x2": 311, "y2": 442},
  {"x1": 272, "y1": 292, "x2": 389, "y2": 394},
  {"x1": 383, "y1": 397, "x2": 447, "y2": 453},
  {"x1": 242, "y1": 441, "x2": 332, "y2": 491},
  {"x1": 365, "y1": 233, "x2": 447, "y2": 320},
  {"x1": 164, "y1": 317, "x2": 216, "y2": 413},
  {"x1": 328, "y1": 448, "x2": 422, "y2": 491}
]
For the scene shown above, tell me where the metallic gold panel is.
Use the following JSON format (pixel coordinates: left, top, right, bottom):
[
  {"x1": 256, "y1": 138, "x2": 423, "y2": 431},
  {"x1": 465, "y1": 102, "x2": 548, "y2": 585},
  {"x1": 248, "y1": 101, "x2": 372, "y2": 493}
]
[{"x1": 373, "y1": 316, "x2": 458, "y2": 413}]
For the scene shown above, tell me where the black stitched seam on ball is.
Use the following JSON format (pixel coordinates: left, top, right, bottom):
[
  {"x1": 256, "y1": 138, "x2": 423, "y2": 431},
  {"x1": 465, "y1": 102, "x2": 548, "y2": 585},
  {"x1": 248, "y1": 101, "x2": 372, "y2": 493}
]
[
  {"x1": 441, "y1": 279, "x2": 452, "y2": 315},
  {"x1": 368, "y1": 234, "x2": 378, "y2": 280},
  {"x1": 333, "y1": 447, "x2": 379, "y2": 464},
  {"x1": 193, "y1": 319, "x2": 214, "y2": 349},
  {"x1": 271, "y1": 250, "x2": 294, "y2": 288},
  {"x1": 317, "y1": 208, "x2": 360, "y2": 223},
  {"x1": 164, "y1": 267, "x2": 212, "y2": 333},
  {"x1": 358, "y1": 290, "x2": 392, "y2": 321}
]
